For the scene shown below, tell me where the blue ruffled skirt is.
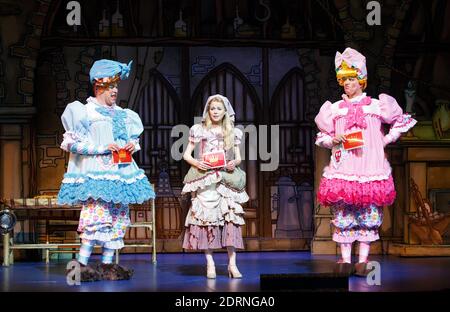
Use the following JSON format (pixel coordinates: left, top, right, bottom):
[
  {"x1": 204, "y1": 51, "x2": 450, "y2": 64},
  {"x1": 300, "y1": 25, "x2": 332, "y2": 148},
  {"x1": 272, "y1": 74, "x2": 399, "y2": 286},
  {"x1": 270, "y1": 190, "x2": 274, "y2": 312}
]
[{"x1": 58, "y1": 169, "x2": 155, "y2": 205}]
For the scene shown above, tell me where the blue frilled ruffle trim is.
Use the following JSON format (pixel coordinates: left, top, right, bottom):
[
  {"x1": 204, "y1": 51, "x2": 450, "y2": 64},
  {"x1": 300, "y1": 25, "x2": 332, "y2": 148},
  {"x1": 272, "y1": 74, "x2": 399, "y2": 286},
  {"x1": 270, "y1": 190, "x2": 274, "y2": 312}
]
[
  {"x1": 57, "y1": 175, "x2": 155, "y2": 205},
  {"x1": 95, "y1": 107, "x2": 128, "y2": 142},
  {"x1": 63, "y1": 169, "x2": 147, "y2": 180}
]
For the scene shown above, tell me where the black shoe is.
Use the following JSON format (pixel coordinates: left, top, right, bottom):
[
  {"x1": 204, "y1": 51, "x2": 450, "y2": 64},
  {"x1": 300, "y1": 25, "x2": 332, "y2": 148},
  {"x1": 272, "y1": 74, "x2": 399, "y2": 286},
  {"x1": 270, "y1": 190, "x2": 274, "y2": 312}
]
[
  {"x1": 94, "y1": 262, "x2": 134, "y2": 281},
  {"x1": 333, "y1": 261, "x2": 355, "y2": 276},
  {"x1": 66, "y1": 260, "x2": 102, "y2": 282},
  {"x1": 354, "y1": 262, "x2": 373, "y2": 277}
]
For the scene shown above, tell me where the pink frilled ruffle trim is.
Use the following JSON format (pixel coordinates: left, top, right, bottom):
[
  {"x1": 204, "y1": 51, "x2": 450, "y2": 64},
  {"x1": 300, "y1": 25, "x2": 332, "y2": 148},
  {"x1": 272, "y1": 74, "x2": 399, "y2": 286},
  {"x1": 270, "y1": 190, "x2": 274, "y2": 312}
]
[
  {"x1": 182, "y1": 223, "x2": 244, "y2": 250},
  {"x1": 317, "y1": 175, "x2": 396, "y2": 207}
]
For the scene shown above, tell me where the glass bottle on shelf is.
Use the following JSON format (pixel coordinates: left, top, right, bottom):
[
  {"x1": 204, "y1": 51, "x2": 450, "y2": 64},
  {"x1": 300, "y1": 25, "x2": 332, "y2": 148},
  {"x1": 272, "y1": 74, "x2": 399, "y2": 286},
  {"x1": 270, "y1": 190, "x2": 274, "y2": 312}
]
[
  {"x1": 281, "y1": 17, "x2": 296, "y2": 39},
  {"x1": 111, "y1": 0, "x2": 126, "y2": 36},
  {"x1": 99, "y1": 9, "x2": 110, "y2": 37},
  {"x1": 174, "y1": 10, "x2": 187, "y2": 37},
  {"x1": 404, "y1": 80, "x2": 416, "y2": 114},
  {"x1": 233, "y1": 5, "x2": 243, "y2": 37}
]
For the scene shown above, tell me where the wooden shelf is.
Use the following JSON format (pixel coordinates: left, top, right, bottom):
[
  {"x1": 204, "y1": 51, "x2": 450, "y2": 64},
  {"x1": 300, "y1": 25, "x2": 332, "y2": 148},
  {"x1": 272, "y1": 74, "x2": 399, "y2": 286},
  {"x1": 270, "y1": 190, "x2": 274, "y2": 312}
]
[
  {"x1": 0, "y1": 106, "x2": 37, "y2": 124},
  {"x1": 41, "y1": 36, "x2": 344, "y2": 48},
  {"x1": 389, "y1": 243, "x2": 450, "y2": 256},
  {"x1": 395, "y1": 41, "x2": 450, "y2": 54},
  {"x1": 40, "y1": 36, "x2": 450, "y2": 52},
  {"x1": 398, "y1": 138, "x2": 450, "y2": 147}
]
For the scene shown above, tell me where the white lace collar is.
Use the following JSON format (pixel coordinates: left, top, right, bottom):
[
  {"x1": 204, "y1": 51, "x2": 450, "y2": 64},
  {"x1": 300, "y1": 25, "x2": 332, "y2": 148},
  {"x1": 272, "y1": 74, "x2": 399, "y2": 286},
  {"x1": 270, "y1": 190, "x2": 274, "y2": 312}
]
[
  {"x1": 86, "y1": 96, "x2": 118, "y2": 109},
  {"x1": 346, "y1": 92, "x2": 367, "y2": 103}
]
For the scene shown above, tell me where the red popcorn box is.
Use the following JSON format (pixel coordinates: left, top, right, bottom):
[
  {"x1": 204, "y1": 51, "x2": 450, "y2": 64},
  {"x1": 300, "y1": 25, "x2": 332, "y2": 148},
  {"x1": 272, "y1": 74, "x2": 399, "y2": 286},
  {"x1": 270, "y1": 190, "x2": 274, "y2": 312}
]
[
  {"x1": 202, "y1": 150, "x2": 226, "y2": 169},
  {"x1": 113, "y1": 149, "x2": 132, "y2": 164},
  {"x1": 343, "y1": 131, "x2": 364, "y2": 150}
]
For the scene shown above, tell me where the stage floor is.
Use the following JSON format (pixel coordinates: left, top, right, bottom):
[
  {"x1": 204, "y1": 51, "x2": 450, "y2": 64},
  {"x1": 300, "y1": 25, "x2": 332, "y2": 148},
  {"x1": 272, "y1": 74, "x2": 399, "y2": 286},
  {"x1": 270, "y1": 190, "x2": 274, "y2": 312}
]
[{"x1": 1, "y1": 251, "x2": 450, "y2": 292}]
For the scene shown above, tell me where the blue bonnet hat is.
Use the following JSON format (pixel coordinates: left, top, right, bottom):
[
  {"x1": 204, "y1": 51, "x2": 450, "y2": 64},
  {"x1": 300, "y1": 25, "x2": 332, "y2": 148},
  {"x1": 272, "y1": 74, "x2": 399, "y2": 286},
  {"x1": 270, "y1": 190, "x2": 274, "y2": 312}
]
[{"x1": 89, "y1": 59, "x2": 133, "y2": 84}]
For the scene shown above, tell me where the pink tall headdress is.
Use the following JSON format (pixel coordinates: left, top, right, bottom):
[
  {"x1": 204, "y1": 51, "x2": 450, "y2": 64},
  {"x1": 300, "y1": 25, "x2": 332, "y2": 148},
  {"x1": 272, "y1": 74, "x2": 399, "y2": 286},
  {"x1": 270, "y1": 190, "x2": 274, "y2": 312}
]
[{"x1": 335, "y1": 47, "x2": 367, "y2": 81}]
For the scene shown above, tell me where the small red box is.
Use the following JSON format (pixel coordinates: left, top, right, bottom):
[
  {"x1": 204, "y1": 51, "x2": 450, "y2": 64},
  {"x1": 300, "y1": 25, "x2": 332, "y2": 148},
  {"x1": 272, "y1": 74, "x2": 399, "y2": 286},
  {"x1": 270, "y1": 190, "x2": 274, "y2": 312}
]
[
  {"x1": 343, "y1": 131, "x2": 364, "y2": 150},
  {"x1": 202, "y1": 150, "x2": 226, "y2": 169},
  {"x1": 112, "y1": 149, "x2": 132, "y2": 164}
]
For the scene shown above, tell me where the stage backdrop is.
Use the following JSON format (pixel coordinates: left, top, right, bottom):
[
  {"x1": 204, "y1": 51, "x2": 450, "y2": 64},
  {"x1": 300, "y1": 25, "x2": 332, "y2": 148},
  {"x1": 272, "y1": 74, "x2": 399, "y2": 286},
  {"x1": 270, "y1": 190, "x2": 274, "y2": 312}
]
[{"x1": 1, "y1": 0, "x2": 449, "y2": 259}]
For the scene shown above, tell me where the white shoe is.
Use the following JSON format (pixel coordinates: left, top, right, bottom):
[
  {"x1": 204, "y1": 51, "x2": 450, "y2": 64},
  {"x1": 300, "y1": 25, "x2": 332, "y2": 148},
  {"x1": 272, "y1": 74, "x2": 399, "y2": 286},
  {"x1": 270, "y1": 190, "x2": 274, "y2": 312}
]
[
  {"x1": 206, "y1": 264, "x2": 216, "y2": 279},
  {"x1": 228, "y1": 265, "x2": 242, "y2": 278}
]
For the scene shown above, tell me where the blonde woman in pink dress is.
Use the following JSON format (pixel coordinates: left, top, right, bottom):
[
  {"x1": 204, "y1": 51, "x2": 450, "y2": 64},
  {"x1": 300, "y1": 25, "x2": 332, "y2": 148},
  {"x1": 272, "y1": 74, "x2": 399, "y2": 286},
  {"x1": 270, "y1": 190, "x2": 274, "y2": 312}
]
[
  {"x1": 315, "y1": 48, "x2": 417, "y2": 275},
  {"x1": 182, "y1": 94, "x2": 248, "y2": 279}
]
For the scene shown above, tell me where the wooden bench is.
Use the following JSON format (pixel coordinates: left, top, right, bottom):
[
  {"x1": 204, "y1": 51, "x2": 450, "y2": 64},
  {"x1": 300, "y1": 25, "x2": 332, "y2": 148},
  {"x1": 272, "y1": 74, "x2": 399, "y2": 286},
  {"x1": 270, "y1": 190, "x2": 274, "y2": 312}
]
[{"x1": 1, "y1": 195, "x2": 156, "y2": 266}]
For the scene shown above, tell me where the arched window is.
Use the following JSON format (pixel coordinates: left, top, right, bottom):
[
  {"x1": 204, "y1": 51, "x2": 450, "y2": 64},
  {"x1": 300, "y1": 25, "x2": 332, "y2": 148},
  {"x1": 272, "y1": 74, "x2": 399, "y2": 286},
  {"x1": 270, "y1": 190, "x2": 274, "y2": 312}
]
[
  {"x1": 135, "y1": 69, "x2": 182, "y2": 182},
  {"x1": 270, "y1": 67, "x2": 313, "y2": 179},
  {"x1": 191, "y1": 63, "x2": 261, "y2": 237},
  {"x1": 269, "y1": 67, "x2": 314, "y2": 239}
]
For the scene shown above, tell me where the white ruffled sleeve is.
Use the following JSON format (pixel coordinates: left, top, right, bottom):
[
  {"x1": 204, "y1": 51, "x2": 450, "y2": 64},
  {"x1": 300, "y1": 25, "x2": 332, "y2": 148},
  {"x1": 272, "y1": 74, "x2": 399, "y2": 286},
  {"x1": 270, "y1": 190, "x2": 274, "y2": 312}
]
[
  {"x1": 189, "y1": 124, "x2": 204, "y2": 143},
  {"x1": 124, "y1": 108, "x2": 144, "y2": 153},
  {"x1": 379, "y1": 93, "x2": 417, "y2": 146},
  {"x1": 234, "y1": 128, "x2": 243, "y2": 146},
  {"x1": 60, "y1": 101, "x2": 109, "y2": 155}
]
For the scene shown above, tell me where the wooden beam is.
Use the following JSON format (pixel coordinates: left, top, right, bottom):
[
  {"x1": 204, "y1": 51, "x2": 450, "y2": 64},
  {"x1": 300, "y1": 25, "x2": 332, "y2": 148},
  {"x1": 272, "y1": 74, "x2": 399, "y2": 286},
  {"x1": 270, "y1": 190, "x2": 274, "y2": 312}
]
[{"x1": 41, "y1": 36, "x2": 344, "y2": 48}]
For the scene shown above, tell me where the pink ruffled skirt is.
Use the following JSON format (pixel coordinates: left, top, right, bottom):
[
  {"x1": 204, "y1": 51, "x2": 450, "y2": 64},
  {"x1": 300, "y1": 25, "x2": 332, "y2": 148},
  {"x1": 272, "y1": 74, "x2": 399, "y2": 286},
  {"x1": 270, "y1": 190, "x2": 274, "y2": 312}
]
[
  {"x1": 317, "y1": 175, "x2": 396, "y2": 208},
  {"x1": 182, "y1": 223, "x2": 244, "y2": 250}
]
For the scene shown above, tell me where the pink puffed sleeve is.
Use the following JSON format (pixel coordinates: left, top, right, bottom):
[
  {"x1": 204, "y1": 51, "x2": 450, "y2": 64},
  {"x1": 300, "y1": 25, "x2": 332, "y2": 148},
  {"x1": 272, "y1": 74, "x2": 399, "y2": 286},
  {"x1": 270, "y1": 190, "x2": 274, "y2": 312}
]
[
  {"x1": 189, "y1": 124, "x2": 204, "y2": 143},
  {"x1": 314, "y1": 101, "x2": 335, "y2": 149},
  {"x1": 379, "y1": 93, "x2": 417, "y2": 146}
]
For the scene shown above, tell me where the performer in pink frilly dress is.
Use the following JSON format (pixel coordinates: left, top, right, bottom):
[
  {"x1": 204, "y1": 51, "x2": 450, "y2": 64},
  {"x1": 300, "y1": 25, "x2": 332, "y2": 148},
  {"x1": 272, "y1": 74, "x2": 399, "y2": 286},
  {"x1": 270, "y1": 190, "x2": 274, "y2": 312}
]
[{"x1": 315, "y1": 48, "x2": 417, "y2": 275}]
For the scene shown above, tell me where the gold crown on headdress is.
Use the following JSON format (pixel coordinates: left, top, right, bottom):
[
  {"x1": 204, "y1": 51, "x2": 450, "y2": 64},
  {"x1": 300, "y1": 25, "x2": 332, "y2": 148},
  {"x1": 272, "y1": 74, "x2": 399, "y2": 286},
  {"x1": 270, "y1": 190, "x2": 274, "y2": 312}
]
[
  {"x1": 336, "y1": 61, "x2": 367, "y2": 88},
  {"x1": 336, "y1": 61, "x2": 358, "y2": 80}
]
